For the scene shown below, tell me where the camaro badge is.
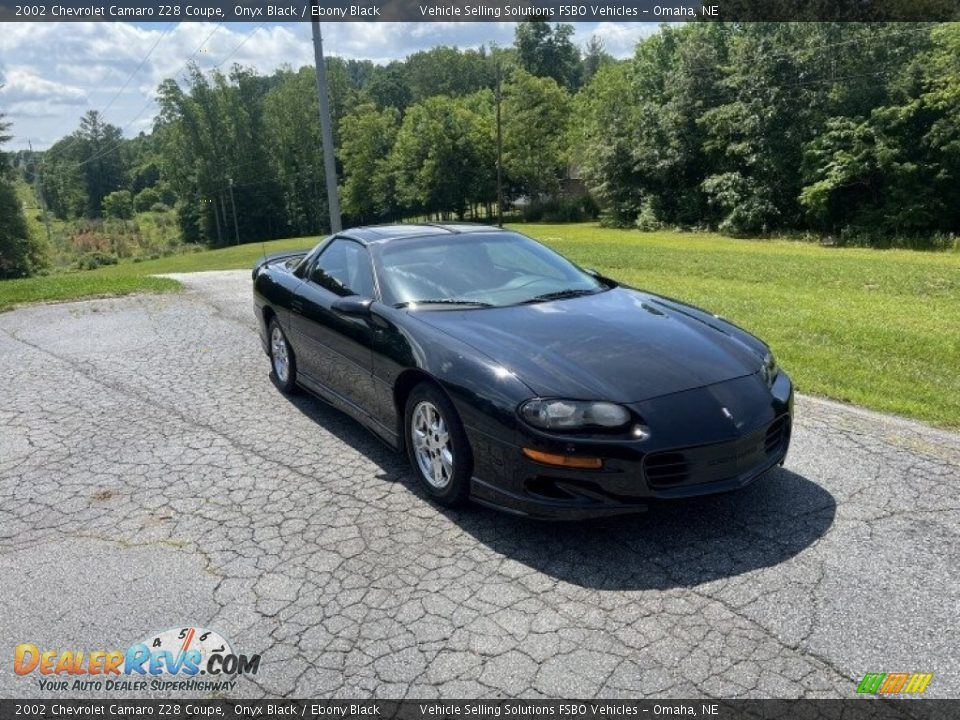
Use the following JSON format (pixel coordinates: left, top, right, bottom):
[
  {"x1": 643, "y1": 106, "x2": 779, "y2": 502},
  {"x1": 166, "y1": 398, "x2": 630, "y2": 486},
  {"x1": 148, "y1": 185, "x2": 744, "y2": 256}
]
[{"x1": 721, "y1": 407, "x2": 734, "y2": 420}]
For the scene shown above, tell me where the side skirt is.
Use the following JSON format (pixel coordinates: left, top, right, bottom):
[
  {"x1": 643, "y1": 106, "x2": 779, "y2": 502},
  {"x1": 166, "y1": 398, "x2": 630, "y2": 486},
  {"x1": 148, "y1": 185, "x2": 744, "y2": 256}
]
[{"x1": 296, "y1": 372, "x2": 401, "y2": 450}]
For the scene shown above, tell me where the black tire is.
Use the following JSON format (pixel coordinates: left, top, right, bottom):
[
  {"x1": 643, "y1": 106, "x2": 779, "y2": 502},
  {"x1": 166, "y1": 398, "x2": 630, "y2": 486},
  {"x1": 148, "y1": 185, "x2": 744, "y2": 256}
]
[
  {"x1": 268, "y1": 317, "x2": 298, "y2": 394},
  {"x1": 404, "y1": 382, "x2": 473, "y2": 507}
]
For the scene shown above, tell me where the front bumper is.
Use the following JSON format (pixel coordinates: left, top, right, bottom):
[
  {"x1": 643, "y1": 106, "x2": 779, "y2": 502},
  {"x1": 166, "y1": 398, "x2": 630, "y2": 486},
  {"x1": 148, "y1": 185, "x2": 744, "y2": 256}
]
[{"x1": 467, "y1": 372, "x2": 794, "y2": 520}]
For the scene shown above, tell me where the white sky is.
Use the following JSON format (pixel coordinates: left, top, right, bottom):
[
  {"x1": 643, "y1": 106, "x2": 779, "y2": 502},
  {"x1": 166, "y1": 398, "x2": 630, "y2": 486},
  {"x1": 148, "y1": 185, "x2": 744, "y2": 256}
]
[{"x1": 0, "y1": 21, "x2": 661, "y2": 151}]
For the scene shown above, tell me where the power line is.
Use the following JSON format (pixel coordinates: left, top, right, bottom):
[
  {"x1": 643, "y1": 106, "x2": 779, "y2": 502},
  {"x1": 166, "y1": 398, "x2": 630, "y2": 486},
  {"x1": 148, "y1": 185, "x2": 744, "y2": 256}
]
[
  {"x1": 74, "y1": 21, "x2": 225, "y2": 169},
  {"x1": 75, "y1": 20, "x2": 274, "y2": 171},
  {"x1": 103, "y1": 22, "x2": 178, "y2": 118},
  {"x1": 35, "y1": 22, "x2": 176, "y2": 170},
  {"x1": 213, "y1": 21, "x2": 266, "y2": 69},
  {"x1": 738, "y1": 22, "x2": 938, "y2": 66}
]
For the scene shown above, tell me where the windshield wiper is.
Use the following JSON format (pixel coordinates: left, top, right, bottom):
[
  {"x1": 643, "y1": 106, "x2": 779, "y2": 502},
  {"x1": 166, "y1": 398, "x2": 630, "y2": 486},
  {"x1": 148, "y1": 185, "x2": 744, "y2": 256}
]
[
  {"x1": 394, "y1": 299, "x2": 493, "y2": 309},
  {"x1": 519, "y1": 288, "x2": 600, "y2": 304}
]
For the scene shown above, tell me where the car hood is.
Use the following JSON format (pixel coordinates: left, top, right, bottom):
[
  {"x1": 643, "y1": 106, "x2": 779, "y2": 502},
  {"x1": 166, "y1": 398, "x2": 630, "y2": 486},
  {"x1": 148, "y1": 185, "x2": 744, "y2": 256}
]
[{"x1": 412, "y1": 287, "x2": 766, "y2": 403}]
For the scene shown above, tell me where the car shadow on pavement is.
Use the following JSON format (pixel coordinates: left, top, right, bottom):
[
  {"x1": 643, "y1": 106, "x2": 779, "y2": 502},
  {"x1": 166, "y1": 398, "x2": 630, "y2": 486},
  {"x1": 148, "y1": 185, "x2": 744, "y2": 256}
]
[
  {"x1": 454, "y1": 467, "x2": 836, "y2": 590},
  {"x1": 281, "y1": 386, "x2": 836, "y2": 591}
]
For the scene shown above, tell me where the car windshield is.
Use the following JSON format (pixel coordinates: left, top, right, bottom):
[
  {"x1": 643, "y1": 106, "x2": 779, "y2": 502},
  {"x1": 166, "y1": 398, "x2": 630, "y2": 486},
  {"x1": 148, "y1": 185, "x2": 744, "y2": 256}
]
[{"x1": 377, "y1": 231, "x2": 608, "y2": 308}]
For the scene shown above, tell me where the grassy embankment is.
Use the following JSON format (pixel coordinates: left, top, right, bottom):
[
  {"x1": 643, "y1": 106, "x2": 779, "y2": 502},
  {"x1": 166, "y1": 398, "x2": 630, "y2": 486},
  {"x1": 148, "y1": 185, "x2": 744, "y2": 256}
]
[
  {"x1": 0, "y1": 237, "x2": 315, "y2": 312},
  {"x1": 1, "y1": 223, "x2": 958, "y2": 428}
]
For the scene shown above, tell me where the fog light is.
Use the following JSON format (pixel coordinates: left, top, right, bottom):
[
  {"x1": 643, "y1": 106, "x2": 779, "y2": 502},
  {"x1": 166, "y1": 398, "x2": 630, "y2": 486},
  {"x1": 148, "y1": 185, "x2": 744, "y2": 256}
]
[
  {"x1": 522, "y1": 448, "x2": 603, "y2": 469},
  {"x1": 632, "y1": 424, "x2": 651, "y2": 440}
]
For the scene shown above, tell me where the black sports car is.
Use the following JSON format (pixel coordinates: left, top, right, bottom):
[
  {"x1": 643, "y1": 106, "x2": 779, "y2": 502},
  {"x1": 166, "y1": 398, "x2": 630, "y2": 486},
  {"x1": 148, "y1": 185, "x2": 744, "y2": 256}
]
[{"x1": 253, "y1": 224, "x2": 793, "y2": 519}]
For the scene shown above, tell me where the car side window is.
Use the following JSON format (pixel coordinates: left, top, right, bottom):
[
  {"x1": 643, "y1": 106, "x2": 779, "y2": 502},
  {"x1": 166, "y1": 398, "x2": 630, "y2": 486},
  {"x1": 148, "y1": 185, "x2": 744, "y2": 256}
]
[{"x1": 310, "y1": 239, "x2": 374, "y2": 298}]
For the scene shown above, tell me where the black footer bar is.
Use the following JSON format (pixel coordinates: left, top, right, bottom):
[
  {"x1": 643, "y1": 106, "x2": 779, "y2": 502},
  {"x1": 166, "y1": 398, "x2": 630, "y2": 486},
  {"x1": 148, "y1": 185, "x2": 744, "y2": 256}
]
[{"x1": 2, "y1": 699, "x2": 957, "y2": 720}]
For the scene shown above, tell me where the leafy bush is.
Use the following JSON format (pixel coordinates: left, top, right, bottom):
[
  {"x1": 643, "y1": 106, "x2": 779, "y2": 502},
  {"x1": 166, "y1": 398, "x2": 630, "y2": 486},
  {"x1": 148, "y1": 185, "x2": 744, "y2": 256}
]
[
  {"x1": 75, "y1": 251, "x2": 119, "y2": 271},
  {"x1": 833, "y1": 227, "x2": 959, "y2": 251},
  {"x1": 134, "y1": 187, "x2": 161, "y2": 213},
  {"x1": 102, "y1": 190, "x2": 134, "y2": 220},
  {"x1": 634, "y1": 205, "x2": 663, "y2": 232},
  {"x1": 702, "y1": 173, "x2": 779, "y2": 237}
]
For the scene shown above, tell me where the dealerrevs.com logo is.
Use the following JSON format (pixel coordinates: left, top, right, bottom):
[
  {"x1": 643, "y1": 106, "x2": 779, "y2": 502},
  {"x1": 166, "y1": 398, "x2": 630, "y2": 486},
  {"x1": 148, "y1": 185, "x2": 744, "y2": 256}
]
[
  {"x1": 14, "y1": 626, "x2": 260, "y2": 693},
  {"x1": 857, "y1": 672, "x2": 933, "y2": 695}
]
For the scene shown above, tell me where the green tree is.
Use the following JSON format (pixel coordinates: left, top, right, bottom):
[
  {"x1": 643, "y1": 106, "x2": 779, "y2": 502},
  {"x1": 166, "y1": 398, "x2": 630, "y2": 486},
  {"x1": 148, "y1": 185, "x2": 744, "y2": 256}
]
[
  {"x1": 102, "y1": 189, "x2": 134, "y2": 219},
  {"x1": 156, "y1": 64, "x2": 284, "y2": 244},
  {"x1": 573, "y1": 22, "x2": 947, "y2": 240},
  {"x1": 572, "y1": 61, "x2": 643, "y2": 226},
  {"x1": 38, "y1": 110, "x2": 127, "y2": 219},
  {"x1": 389, "y1": 93, "x2": 495, "y2": 219},
  {"x1": 502, "y1": 70, "x2": 571, "y2": 199},
  {"x1": 125, "y1": 131, "x2": 163, "y2": 195},
  {"x1": 515, "y1": 21, "x2": 582, "y2": 90},
  {"x1": 696, "y1": 24, "x2": 816, "y2": 234},
  {"x1": 581, "y1": 35, "x2": 613, "y2": 86},
  {"x1": 324, "y1": 57, "x2": 364, "y2": 142},
  {"x1": 574, "y1": 24, "x2": 733, "y2": 228},
  {"x1": 363, "y1": 62, "x2": 412, "y2": 111},
  {"x1": 799, "y1": 24, "x2": 954, "y2": 238},
  {"x1": 404, "y1": 46, "x2": 495, "y2": 102},
  {"x1": 36, "y1": 143, "x2": 86, "y2": 219},
  {"x1": 134, "y1": 187, "x2": 161, "y2": 213},
  {"x1": 0, "y1": 110, "x2": 46, "y2": 278},
  {"x1": 75, "y1": 110, "x2": 126, "y2": 218},
  {"x1": 263, "y1": 67, "x2": 327, "y2": 236},
  {"x1": 918, "y1": 23, "x2": 960, "y2": 232},
  {"x1": 338, "y1": 103, "x2": 400, "y2": 223}
]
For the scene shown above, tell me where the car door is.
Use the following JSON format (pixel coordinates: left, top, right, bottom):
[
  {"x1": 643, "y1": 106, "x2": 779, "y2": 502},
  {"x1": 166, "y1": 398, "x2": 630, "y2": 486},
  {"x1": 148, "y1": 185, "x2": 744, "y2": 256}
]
[{"x1": 289, "y1": 238, "x2": 377, "y2": 413}]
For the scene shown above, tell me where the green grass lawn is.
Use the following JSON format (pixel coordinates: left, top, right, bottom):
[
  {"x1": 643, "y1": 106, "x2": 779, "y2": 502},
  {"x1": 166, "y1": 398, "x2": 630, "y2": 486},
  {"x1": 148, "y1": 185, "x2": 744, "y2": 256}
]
[
  {"x1": 520, "y1": 224, "x2": 960, "y2": 430},
  {"x1": 2, "y1": 223, "x2": 958, "y2": 429}
]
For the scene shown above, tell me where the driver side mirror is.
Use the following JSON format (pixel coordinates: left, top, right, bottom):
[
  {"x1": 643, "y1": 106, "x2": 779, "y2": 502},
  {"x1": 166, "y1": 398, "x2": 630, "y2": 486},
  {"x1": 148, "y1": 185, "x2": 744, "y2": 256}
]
[{"x1": 331, "y1": 296, "x2": 373, "y2": 317}]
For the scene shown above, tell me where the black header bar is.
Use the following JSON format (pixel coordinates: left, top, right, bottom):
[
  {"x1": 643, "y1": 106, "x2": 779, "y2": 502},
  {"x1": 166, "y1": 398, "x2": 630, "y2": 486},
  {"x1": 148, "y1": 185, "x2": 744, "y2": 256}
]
[{"x1": 0, "y1": 0, "x2": 958, "y2": 22}]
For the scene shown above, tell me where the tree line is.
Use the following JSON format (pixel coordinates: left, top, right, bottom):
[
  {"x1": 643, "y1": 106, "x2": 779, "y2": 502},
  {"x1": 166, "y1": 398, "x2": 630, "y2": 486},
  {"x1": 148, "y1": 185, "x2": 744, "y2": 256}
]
[
  {"x1": 3, "y1": 21, "x2": 959, "y2": 279},
  {"x1": 576, "y1": 22, "x2": 960, "y2": 242},
  {"x1": 11, "y1": 21, "x2": 593, "y2": 263}
]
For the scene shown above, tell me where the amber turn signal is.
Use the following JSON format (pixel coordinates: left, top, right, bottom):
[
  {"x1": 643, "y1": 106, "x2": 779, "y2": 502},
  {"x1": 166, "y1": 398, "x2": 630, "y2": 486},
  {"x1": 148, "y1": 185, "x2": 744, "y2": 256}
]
[{"x1": 522, "y1": 448, "x2": 603, "y2": 469}]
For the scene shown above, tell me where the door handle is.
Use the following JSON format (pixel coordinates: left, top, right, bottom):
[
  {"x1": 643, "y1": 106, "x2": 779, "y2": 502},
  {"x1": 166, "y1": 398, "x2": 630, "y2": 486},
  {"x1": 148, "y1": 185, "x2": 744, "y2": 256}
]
[{"x1": 291, "y1": 300, "x2": 304, "y2": 314}]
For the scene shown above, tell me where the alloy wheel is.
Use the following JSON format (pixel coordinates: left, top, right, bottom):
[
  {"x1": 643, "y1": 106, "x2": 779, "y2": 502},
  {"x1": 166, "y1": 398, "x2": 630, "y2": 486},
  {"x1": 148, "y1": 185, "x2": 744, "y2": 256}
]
[
  {"x1": 411, "y1": 400, "x2": 454, "y2": 489},
  {"x1": 271, "y1": 326, "x2": 290, "y2": 383}
]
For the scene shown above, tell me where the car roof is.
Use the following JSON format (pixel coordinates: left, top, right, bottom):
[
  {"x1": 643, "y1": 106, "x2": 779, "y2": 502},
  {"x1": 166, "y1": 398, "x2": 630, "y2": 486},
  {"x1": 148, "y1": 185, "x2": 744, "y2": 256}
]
[{"x1": 339, "y1": 223, "x2": 505, "y2": 245}]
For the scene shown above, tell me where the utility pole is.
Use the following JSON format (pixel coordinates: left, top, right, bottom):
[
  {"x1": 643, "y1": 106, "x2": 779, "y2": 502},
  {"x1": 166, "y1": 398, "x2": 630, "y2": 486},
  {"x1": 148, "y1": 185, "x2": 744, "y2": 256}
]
[
  {"x1": 211, "y1": 197, "x2": 223, "y2": 245},
  {"x1": 227, "y1": 177, "x2": 240, "y2": 245},
  {"x1": 219, "y1": 194, "x2": 228, "y2": 245},
  {"x1": 311, "y1": 15, "x2": 342, "y2": 233},
  {"x1": 495, "y1": 59, "x2": 504, "y2": 228}
]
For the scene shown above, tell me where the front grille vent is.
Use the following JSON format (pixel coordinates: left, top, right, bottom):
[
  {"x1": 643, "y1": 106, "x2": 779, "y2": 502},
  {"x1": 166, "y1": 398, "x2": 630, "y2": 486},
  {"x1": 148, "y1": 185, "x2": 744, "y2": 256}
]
[
  {"x1": 643, "y1": 452, "x2": 690, "y2": 487},
  {"x1": 764, "y1": 415, "x2": 789, "y2": 455},
  {"x1": 644, "y1": 415, "x2": 790, "y2": 490}
]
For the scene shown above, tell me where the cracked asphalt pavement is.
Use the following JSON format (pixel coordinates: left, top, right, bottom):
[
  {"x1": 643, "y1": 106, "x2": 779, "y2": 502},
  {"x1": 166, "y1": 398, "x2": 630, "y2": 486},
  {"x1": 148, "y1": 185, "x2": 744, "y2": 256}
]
[{"x1": 1, "y1": 270, "x2": 958, "y2": 699}]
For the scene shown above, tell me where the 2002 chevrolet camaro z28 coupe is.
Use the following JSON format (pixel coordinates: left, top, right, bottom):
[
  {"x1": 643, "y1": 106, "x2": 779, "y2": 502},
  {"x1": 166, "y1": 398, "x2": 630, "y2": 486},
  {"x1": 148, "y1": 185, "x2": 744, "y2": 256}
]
[{"x1": 253, "y1": 224, "x2": 794, "y2": 519}]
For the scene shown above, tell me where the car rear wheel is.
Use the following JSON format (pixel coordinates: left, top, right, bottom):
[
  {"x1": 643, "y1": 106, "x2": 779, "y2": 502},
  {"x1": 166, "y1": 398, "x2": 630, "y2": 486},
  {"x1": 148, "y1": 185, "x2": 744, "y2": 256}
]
[
  {"x1": 269, "y1": 318, "x2": 297, "y2": 394},
  {"x1": 405, "y1": 383, "x2": 472, "y2": 507}
]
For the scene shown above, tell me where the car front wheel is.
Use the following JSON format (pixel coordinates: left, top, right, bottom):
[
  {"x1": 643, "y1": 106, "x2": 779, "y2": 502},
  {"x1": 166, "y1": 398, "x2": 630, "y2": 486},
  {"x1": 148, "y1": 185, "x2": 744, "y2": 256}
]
[
  {"x1": 268, "y1": 318, "x2": 297, "y2": 394},
  {"x1": 405, "y1": 383, "x2": 472, "y2": 507}
]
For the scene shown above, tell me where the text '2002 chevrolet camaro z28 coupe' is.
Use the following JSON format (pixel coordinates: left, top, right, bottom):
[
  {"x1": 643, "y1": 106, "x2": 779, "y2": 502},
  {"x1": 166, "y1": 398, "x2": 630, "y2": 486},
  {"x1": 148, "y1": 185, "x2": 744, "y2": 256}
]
[{"x1": 253, "y1": 224, "x2": 793, "y2": 519}]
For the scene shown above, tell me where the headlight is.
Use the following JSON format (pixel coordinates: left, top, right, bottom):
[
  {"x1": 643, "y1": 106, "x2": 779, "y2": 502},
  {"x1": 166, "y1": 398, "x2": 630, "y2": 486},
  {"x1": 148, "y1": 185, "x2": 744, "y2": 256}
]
[
  {"x1": 520, "y1": 399, "x2": 631, "y2": 430},
  {"x1": 760, "y1": 351, "x2": 778, "y2": 387}
]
